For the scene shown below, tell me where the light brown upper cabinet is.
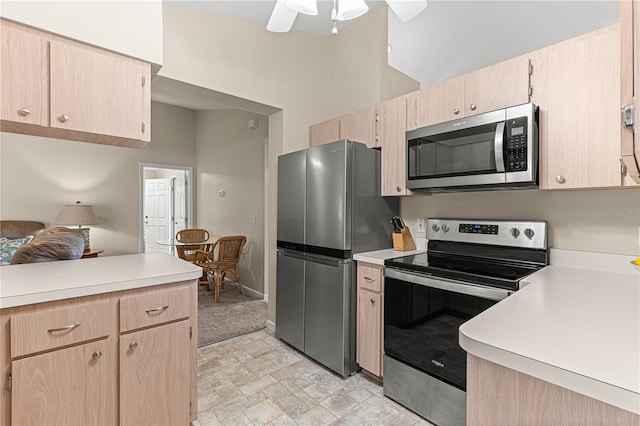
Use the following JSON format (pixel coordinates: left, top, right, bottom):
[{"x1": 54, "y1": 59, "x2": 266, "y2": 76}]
[
  {"x1": 309, "y1": 105, "x2": 379, "y2": 148},
  {"x1": 379, "y1": 96, "x2": 411, "y2": 196},
  {"x1": 0, "y1": 19, "x2": 151, "y2": 148},
  {"x1": 620, "y1": 0, "x2": 640, "y2": 187},
  {"x1": 309, "y1": 118, "x2": 340, "y2": 147},
  {"x1": 1, "y1": 21, "x2": 43, "y2": 127},
  {"x1": 338, "y1": 105, "x2": 379, "y2": 148},
  {"x1": 407, "y1": 55, "x2": 531, "y2": 131},
  {"x1": 530, "y1": 24, "x2": 621, "y2": 190}
]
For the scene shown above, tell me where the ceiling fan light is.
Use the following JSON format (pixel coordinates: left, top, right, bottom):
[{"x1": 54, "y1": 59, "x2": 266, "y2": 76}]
[
  {"x1": 267, "y1": 0, "x2": 299, "y2": 32},
  {"x1": 337, "y1": 0, "x2": 369, "y2": 21},
  {"x1": 386, "y1": 0, "x2": 428, "y2": 22},
  {"x1": 286, "y1": 0, "x2": 318, "y2": 16}
]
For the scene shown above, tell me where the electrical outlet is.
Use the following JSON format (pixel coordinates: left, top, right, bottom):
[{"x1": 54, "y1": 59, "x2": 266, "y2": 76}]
[{"x1": 417, "y1": 218, "x2": 425, "y2": 233}]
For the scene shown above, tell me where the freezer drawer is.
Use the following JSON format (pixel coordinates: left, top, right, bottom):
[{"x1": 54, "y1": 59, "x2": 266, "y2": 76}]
[
  {"x1": 275, "y1": 251, "x2": 305, "y2": 351},
  {"x1": 304, "y1": 255, "x2": 356, "y2": 377}
]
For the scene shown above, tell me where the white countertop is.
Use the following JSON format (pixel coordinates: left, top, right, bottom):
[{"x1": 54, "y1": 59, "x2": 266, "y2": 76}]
[
  {"x1": 353, "y1": 238, "x2": 428, "y2": 265},
  {"x1": 0, "y1": 253, "x2": 202, "y2": 309},
  {"x1": 459, "y1": 249, "x2": 640, "y2": 414}
]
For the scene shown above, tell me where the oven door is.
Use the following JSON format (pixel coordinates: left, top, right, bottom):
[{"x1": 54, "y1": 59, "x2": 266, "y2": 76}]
[{"x1": 384, "y1": 268, "x2": 511, "y2": 391}]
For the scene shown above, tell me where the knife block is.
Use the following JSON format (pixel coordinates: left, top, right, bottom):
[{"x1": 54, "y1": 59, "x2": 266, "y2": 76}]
[{"x1": 392, "y1": 227, "x2": 416, "y2": 251}]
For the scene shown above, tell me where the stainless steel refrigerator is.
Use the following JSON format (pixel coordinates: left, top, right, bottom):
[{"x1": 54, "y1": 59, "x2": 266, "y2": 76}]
[{"x1": 276, "y1": 139, "x2": 399, "y2": 377}]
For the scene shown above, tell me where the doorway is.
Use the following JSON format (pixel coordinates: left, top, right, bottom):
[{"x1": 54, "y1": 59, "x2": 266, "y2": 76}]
[{"x1": 139, "y1": 163, "x2": 194, "y2": 254}]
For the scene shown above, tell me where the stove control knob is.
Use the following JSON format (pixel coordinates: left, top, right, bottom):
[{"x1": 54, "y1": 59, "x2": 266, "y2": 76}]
[
  {"x1": 524, "y1": 228, "x2": 535, "y2": 240},
  {"x1": 442, "y1": 224, "x2": 450, "y2": 233},
  {"x1": 432, "y1": 224, "x2": 440, "y2": 232},
  {"x1": 510, "y1": 227, "x2": 520, "y2": 238}
]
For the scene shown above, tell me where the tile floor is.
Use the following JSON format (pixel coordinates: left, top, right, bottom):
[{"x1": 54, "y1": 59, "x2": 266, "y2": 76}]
[{"x1": 194, "y1": 329, "x2": 435, "y2": 426}]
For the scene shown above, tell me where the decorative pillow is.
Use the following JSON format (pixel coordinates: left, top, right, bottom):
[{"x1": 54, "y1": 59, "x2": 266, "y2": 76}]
[{"x1": 0, "y1": 235, "x2": 34, "y2": 265}]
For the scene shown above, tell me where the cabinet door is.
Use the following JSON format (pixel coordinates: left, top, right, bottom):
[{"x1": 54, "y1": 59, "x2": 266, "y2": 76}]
[
  {"x1": 621, "y1": 0, "x2": 640, "y2": 186},
  {"x1": 379, "y1": 96, "x2": 410, "y2": 196},
  {"x1": 357, "y1": 288, "x2": 381, "y2": 377},
  {"x1": 531, "y1": 25, "x2": 621, "y2": 189},
  {"x1": 0, "y1": 21, "x2": 42, "y2": 125},
  {"x1": 464, "y1": 54, "x2": 531, "y2": 116},
  {"x1": 309, "y1": 118, "x2": 340, "y2": 147},
  {"x1": 11, "y1": 339, "x2": 116, "y2": 426},
  {"x1": 120, "y1": 320, "x2": 190, "y2": 426},
  {"x1": 339, "y1": 105, "x2": 378, "y2": 148},
  {"x1": 411, "y1": 76, "x2": 465, "y2": 129},
  {"x1": 49, "y1": 39, "x2": 148, "y2": 141}
]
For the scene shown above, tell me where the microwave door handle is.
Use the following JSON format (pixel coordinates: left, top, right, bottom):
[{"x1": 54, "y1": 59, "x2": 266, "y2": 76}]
[{"x1": 494, "y1": 122, "x2": 506, "y2": 172}]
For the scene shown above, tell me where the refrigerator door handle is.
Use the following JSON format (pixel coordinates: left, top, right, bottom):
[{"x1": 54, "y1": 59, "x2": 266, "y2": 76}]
[
  {"x1": 278, "y1": 249, "x2": 307, "y2": 261},
  {"x1": 306, "y1": 254, "x2": 342, "y2": 268}
]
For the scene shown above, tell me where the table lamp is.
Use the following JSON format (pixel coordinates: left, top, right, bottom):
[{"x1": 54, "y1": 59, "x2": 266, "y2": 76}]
[{"x1": 56, "y1": 201, "x2": 99, "y2": 252}]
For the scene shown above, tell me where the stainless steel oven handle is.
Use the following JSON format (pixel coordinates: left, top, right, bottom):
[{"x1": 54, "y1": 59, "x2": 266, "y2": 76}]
[
  {"x1": 385, "y1": 268, "x2": 513, "y2": 301},
  {"x1": 494, "y1": 121, "x2": 506, "y2": 173}
]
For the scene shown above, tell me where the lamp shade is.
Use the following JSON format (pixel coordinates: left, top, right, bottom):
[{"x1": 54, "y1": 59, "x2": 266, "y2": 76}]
[
  {"x1": 56, "y1": 202, "x2": 99, "y2": 226},
  {"x1": 337, "y1": 0, "x2": 369, "y2": 21},
  {"x1": 286, "y1": 0, "x2": 318, "y2": 16}
]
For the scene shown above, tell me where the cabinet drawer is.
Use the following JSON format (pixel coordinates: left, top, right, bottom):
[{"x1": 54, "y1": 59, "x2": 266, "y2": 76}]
[
  {"x1": 11, "y1": 299, "x2": 113, "y2": 358},
  {"x1": 120, "y1": 285, "x2": 190, "y2": 333},
  {"x1": 357, "y1": 263, "x2": 383, "y2": 293}
]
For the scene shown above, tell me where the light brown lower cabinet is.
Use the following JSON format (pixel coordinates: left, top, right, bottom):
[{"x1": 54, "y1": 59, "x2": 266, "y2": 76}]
[
  {"x1": 356, "y1": 262, "x2": 384, "y2": 378},
  {"x1": 0, "y1": 280, "x2": 197, "y2": 426},
  {"x1": 467, "y1": 354, "x2": 640, "y2": 426}
]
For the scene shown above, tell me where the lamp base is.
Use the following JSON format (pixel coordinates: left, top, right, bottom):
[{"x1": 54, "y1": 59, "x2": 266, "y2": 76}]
[{"x1": 80, "y1": 227, "x2": 91, "y2": 252}]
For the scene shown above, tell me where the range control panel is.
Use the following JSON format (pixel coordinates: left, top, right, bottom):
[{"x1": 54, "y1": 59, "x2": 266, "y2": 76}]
[
  {"x1": 427, "y1": 218, "x2": 547, "y2": 249},
  {"x1": 459, "y1": 223, "x2": 499, "y2": 235}
]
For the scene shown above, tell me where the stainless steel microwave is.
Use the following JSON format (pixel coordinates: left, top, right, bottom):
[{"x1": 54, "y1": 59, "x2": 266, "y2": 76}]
[{"x1": 406, "y1": 103, "x2": 539, "y2": 193}]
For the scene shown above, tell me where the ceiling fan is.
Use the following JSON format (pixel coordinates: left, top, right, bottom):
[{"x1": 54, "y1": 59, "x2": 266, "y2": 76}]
[{"x1": 267, "y1": 0, "x2": 428, "y2": 34}]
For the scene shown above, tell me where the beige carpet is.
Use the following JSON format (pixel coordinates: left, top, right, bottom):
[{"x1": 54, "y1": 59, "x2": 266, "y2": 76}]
[{"x1": 197, "y1": 282, "x2": 268, "y2": 348}]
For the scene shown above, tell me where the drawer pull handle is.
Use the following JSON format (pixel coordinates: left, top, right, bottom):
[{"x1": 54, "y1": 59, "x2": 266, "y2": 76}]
[
  {"x1": 364, "y1": 277, "x2": 376, "y2": 282},
  {"x1": 92, "y1": 351, "x2": 102, "y2": 360},
  {"x1": 145, "y1": 305, "x2": 169, "y2": 314},
  {"x1": 129, "y1": 342, "x2": 138, "y2": 351},
  {"x1": 370, "y1": 298, "x2": 375, "y2": 304},
  {"x1": 47, "y1": 322, "x2": 80, "y2": 333},
  {"x1": 18, "y1": 107, "x2": 31, "y2": 116}
]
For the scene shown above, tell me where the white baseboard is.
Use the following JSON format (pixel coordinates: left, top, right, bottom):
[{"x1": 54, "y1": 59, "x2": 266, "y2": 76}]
[
  {"x1": 217, "y1": 281, "x2": 265, "y2": 300},
  {"x1": 266, "y1": 320, "x2": 275, "y2": 332}
]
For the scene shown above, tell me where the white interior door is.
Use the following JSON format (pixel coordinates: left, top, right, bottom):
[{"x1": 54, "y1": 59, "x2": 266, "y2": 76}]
[
  {"x1": 144, "y1": 178, "x2": 172, "y2": 254},
  {"x1": 173, "y1": 173, "x2": 188, "y2": 234}
]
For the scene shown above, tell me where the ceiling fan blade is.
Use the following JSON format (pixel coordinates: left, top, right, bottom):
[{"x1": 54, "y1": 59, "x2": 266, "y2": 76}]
[
  {"x1": 267, "y1": 0, "x2": 299, "y2": 32},
  {"x1": 385, "y1": 0, "x2": 428, "y2": 22}
]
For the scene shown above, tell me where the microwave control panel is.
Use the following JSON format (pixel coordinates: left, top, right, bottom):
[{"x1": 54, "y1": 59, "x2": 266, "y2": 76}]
[{"x1": 505, "y1": 117, "x2": 528, "y2": 172}]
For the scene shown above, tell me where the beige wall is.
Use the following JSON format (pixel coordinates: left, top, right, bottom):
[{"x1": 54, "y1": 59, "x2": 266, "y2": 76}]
[
  {"x1": 0, "y1": 101, "x2": 196, "y2": 255},
  {"x1": 401, "y1": 188, "x2": 640, "y2": 256},
  {"x1": 0, "y1": 1, "x2": 163, "y2": 67},
  {"x1": 195, "y1": 109, "x2": 267, "y2": 294}
]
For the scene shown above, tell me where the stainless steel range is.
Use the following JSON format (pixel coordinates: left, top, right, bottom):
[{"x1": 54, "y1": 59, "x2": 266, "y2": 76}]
[{"x1": 383, "y1": 218, "x2": 548, "y2": 426}]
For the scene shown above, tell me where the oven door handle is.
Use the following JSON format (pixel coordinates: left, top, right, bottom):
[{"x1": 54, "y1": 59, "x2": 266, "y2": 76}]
[
  {"x1": 385, "y1": 268, "x2": 513, "y2": 301},
  {"x1": 494, "y1": 121, "x2": 506, "y2": 173}
]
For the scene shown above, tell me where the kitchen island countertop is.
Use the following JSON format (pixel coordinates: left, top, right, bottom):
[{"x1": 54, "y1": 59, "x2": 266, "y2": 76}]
[
  {"x1": 0, "y1": 253, "x2": 202, "y2": 309},
  {"x1": 460, "y1": 249, "x2": 640, "y2": 415}
]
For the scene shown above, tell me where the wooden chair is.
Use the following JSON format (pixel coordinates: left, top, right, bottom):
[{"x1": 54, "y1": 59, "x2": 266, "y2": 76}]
[
  {"x1": 175, "y1": 228, "x2": 210, "y2": 262},
  {"x1": 193, "y1": 235, "x2": 246, "y2": 303}
]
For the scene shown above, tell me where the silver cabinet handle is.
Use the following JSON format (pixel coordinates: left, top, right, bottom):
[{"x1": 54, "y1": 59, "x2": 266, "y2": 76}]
[
  {"x1": 92, "y1": 351, "x2": 102, "y2": 360},
  {"x1": 129, "y1": 342, "x2": 138, "y2": 350},
  {"x1": 364, "y1": 276, "x2": 376, "y2": 282},
  {"x1": 370, "y1": 298, "x2": 375, "y2": 304},
  {"x1": 145, "y1": 305, "x2": 169, "y2": 314},
  {"x1": 58, "y1": 114, "x2": 70, "y2": 123},
  {"x1": 18, "y1": 107, "x2": 31, "y2": 116},
  {"x1": 470, "y1": 104, "x2": 477, "y2": 111},
  {"x1": 396, "y1": 186, "x2": 402, "y2": 192},
  {"x1": 47, "y1": 322, "x2": 80, "y2": 333},
  {"x1": 453, "y1": 108, "x2": 460, "y2": 115},
  {"x1": 556, "y1": 175, "x2": 566, "y2": 184}
]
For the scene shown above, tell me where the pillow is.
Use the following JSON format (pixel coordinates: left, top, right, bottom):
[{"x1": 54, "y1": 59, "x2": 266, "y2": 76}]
[
  {"x1": 0, "y1": 235, "x2": 34, "y2": 265},
  {"x1": 10, "y1": 227, "x2": 85, "y2": 264}
]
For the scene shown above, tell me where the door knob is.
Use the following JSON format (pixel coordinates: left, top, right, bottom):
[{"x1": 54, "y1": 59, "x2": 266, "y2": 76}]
[
  {"x1": 453, "y1": 108, "x2": 460, "y2": 115},
  {"x1": 18, "y1": 107, "x2": 31, "y2": 116},
  {"x1": 129, "y1": 342, "x2": 138, "y2": 351},
  {"x1": 556, "y1": 175, "x2": 566, "y2": 184},
  {"x1": 469, "y1": 104, "x2": 477, "y2": 111},
  {"x1": 58, "y1": 114, "x2": 70, "y2": 123},
  {"x1": 92, "y1": 351, "x2": 102, "y2": 360}
]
